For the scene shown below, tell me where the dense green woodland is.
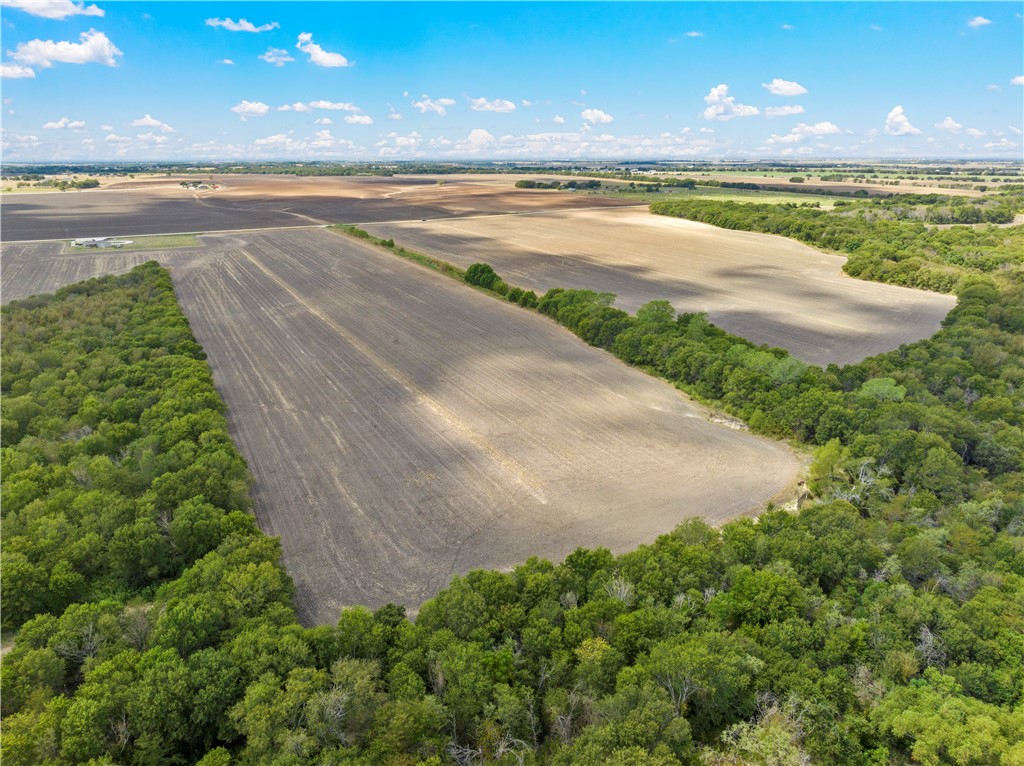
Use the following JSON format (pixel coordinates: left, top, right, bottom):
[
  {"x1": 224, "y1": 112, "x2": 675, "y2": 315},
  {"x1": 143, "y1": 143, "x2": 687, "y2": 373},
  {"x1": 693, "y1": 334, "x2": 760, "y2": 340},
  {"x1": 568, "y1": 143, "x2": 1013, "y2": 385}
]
[{"x1": 2, "y1": 189, "x2": 1024, "y2": 765}]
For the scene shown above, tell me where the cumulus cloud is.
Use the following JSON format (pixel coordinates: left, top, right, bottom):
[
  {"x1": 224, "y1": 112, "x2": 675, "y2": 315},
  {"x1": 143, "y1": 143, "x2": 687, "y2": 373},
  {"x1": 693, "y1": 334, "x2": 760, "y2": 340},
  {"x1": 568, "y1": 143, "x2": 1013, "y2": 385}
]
[
  {"x1": 553, "y1": 115, "x2": 565, "y2": 124},
  {"x1": 470, "y1": 97, "x2": 516, "y2": 113},
  {"x1": 387, "y1": 112, "x2": 403, "y2": 120},
  {"x1": 376, "y1": 131, "x2": 424, "y2": 157},
  {"x1": 1, "y1": 0, "x2": 104, "y2": 20},
  {"x1": 1012, "y1": 76, "x2": 1024, "y2": 85},
  {"x1": 314, "y1": 117, "x2": 333, "y2": 125},
  {"x1": 781, "y1": 24, "x2": 794, "y2": 30},
  {"x1": 205, "y1": 17, "x2": 279, "y2": 33},
  {"x1": 296, "y1": 32, "x2": 351, "y2": 67},
  {"x1": 135, "y1": 131, "x2": 167, "y2": 145},
  {"x1": 964, "y1": 127, "x2": 986, "y2": 137},
  {"x1": 1, "y1": 63, "x2": 36, "y2": 79},
  {"x1": 253, "y1": 133, "x2": 291, "y2": 147},
  {"x1": 308, "y1": 100, "x2": 360, "y2": 111},
  {"x1": 935, "y1": 116, "x2": 963, "y2": 132},
  {"x1": 345, "y1": 114, "x2": 373, "y2": 125},
  {"x1": 130, "y1": 114, "x2": 174, "y2": 132},
  {"x1": 9, "y1": 29, "x2": 122, "y2": 69},
  {"x1": 43, "y1": 116, "x2": 86, "y2": 129},
  {"x1": 459, "y1": 128, "x2": 496, "y2": 152},
  {"x1": 104, "y1": 132, "x2": 131, "y2": 144},
  {"x1": 581, "y1": 108, "x2": 614, "y2": 124},
  {"x1": 762, "y1": 78, "x2": 807, "y2": 96},
  {"x1": 765, "y1": 105, "x2": 805, "y2": 118},
  {"x1": 767, "y1": 121, "x2": 841, "y2": 144},
  {"x1": 967, "y1": 16, "x2": 991, "y2": 28},
  {"x1": 412, "y1": 96, "x2": 456, "y2": 115},
  {"x1": 984, "y1": 138, "x2": 1017, "y2": 149},
  {"x1": 231, "y1": 100, "x2": 270, "y2": 120},
  {"x1": 219, "y1": 59, "x2": 234, "y2": 65},
  {"x1": 311, "y1": 129, "x2": 335, "y2": 148},
  {"x1": 277, "y1": 103, "x2": 311, "y2": 113},
  {"x1": 259, "y1": 48, "x2": 294, "y2": 67},
  {"x1": 701, "y1": 84, "x2": 759, "y2": 121},
  {"x1": 883, "y1": 105, "x2": 921, "y2": 135},
  {"x1": 685, "y1": 31, "x2": 703, "y2": 37}
]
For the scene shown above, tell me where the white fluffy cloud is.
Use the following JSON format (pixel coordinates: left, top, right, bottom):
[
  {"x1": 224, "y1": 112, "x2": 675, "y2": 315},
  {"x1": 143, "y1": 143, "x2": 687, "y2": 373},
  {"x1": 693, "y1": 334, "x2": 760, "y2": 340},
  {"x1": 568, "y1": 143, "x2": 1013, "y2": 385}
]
[
  {"x1": 43, "y1": 116, "x2": 86, "y2": 129},
  {"x1": 964, "y1": 127, "x2": 986, "y2": 138},
  {"x1": 935, "y1": 116, "x2": 963, "y2": 132},
  {"x1": 984, "y1": 138, "x2": 1018, "y2": 149},
  {"x1": 9, "y1": 29, "x2": 122, "y2": 69},
  {"x1": 231, "y1": 100, "x2": 270, "y2": 120},
  {"x1": 219, "y1": 59, "x2": 235, "y2": 65},
  {"x1": 314, "y1": 117, "x2": 333, "y2": 125},
  {"x1": 967, "y1": 16, "x2": 991, "y2": 28},
  {"x1": 308, "y1": 100, "x2": 360, "y2": 111},
  {"x1": 581, "y1": 108, "x2": 614, "y2": 124},
  {"x1": 205, "y1": 17, "x2": 279, "y2": 33},
  {"x1": 553, "y1": 115, "x2": 565, "y2": 124},
  {"x1": 685, "y1": 31, "x2": 703, "y2": 38},
  {"x1": 762, "y1": 78, "x2": 807, "y2": 96},
  {"x1": 701, "y1": 84, "x2": 759, "y2": 121},
  {"x1": 296, "y1": 32, "x2": 351, "y2": 67},
  {"x1": 277, "y1": 102, "x2": 312, "y2": 113},
  {"x1": 1, "y1": 63, "x2": 36, "y2": 79},
  {"x1": 412, "y1": 96, "x2": 456, "y2": 115},
  {"x1": 259, "y1": 48, "x2": 294, "y2": 67},
  {"x1": 458, "y1": 128, "x2": 496, "y2": 152},
  {"x1": 765, "y1": 105, "x2": 805, "y2": 118},
  {"x1": 883, "y1": 105, "x2": 921, "y2": 136},
  {"x1": 767, "y1": 121, "x2": 841, "y2": 144},
  {"x1": 1012, "y1": 76, "x2": 1024, "y2": 86},
  {"x1": 1, "y1": 0, "x2": 103, "y2": 20},
  {"x1": 345, "y1": 114, "x2": 373, "y2": 125},
  {"x1": 135, "y1": 131, "x2": 167, "y2": 145},
  {"x1": 130, "y1": 114, "x2": 174, "y2": 132},
  {"x1": 470, "y1": 97, "x2": 516, "y2": 113}
]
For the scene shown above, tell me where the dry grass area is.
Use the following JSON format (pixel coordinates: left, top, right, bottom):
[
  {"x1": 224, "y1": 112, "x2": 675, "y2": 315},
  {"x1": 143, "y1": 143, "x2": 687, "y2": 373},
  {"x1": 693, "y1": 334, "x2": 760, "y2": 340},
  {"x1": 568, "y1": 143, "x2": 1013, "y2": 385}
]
[{"x1": 363, "y1": 207, "x2": 956, "y2": 367}]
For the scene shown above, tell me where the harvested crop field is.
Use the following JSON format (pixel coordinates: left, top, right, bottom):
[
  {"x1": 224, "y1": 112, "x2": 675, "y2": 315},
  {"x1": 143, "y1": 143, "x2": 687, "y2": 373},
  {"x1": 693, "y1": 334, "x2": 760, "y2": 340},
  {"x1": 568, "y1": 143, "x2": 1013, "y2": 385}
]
[
  {"x1": 0, "y1": 174, "x2": 637, "y2": 242},
  {"x1": 0, "y1": 239, "x2": 208, "y2": 303},
  {"x1": 158, "y1": 228, "x2": 794, "y2": 625},
  {"x1": 363, "y1": 207, "x2": 957, "y2": 367}
]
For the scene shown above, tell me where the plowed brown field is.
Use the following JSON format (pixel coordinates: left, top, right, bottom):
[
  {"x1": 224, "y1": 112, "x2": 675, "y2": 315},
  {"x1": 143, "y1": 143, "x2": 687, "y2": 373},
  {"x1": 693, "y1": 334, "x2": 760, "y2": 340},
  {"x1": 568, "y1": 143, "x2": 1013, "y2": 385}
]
[
  {"x1": 169, "y1": 229, "x2": 797, "y2": 623},
  {"x1": 0, "y1": 174, "x2": 638, "y2": 242},
  {"x1": 363, "y1": 207, "x2": 956, "y2": 367}
]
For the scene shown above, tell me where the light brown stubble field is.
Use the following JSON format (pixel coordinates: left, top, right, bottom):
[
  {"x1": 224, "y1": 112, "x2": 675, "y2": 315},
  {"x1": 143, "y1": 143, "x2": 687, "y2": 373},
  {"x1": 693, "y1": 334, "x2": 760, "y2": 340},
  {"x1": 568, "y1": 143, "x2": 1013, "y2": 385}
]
[
  {"x1": 363, "y1": 207, "x2": 957, "y2": 367},
  {"x1": 1, "y1": 228, "x2": 797, "y2": 625}
]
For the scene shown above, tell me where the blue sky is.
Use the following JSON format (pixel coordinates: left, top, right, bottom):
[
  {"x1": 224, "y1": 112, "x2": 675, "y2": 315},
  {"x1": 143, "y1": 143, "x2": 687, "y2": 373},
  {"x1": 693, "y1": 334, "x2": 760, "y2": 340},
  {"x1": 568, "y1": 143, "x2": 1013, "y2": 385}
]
[{"x1": 1, "y1": 1, "x2": 1022, "y2": 161}]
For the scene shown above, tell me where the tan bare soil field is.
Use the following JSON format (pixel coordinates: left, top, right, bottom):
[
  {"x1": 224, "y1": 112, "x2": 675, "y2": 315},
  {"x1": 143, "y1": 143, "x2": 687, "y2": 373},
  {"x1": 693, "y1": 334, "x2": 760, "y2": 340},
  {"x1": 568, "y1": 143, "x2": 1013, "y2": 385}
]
[
  {"x1": 2, "y1": 228, "x2": 798, "y2": 625},
  {"x1": 363, "y1": 207, "x2": 956, "y2": 367},
  {"x1": 0, "y1": 174, "x2": 637, "y2": 242}
]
